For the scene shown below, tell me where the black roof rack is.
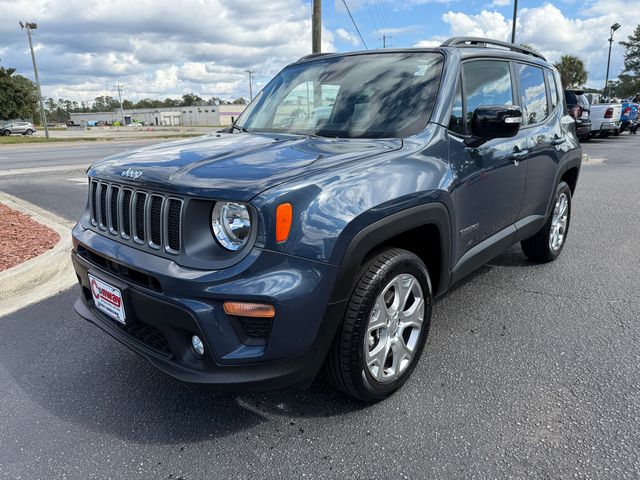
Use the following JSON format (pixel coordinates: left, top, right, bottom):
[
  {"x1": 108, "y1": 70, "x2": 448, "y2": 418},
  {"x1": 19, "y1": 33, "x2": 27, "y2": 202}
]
[{"x1": 441, "y1": 36, "x2": 547, "y2": 61}]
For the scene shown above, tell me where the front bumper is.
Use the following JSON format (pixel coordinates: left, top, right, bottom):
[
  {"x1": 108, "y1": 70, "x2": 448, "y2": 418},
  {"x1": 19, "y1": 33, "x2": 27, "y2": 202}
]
[{"x1": 71, "y1": 225, "x2": 345, "y2": 389}]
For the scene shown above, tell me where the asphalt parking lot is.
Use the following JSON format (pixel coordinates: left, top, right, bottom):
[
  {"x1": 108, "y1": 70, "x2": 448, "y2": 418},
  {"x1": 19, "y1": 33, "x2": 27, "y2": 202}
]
[{"x1": 1, "y1": 134, "x2": 639, "y2": 479}]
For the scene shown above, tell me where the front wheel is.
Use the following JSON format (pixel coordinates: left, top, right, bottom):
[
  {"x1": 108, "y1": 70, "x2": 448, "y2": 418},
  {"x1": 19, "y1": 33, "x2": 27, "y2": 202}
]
[
  {"x1": 521, "y1": 181, "x2": 572, "y2": 262},
  {"x1": 0, "y1": 130, "x2": 9, "y2": 136},
  {"x1": 324, "y1": 248, "x2": 433, "y2": 402}
]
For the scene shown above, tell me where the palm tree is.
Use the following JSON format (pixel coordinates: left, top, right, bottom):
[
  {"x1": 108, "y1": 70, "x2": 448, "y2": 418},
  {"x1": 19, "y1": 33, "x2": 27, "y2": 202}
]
[{"x1": 554, "y1": 55, "x2": 588, "y2": 89}]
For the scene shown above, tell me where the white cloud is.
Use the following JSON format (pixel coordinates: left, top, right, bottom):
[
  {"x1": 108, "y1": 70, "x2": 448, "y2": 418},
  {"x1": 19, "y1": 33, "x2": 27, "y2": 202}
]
[
  {"x1": 336, "y1": 28, "x2": 361, "y2": 46},
  {"x1": 413, "y1": 39, "x2": 445, "y2": 48},
  {"x1": 491, "y1": 0, "x2": 511, "y2": 6},
  {"x1": 0, "y1": 0, "x2": 336, "y2": 102},
  {"x1": 414, "y1": 3, "x2": 640, "y2": 87}
]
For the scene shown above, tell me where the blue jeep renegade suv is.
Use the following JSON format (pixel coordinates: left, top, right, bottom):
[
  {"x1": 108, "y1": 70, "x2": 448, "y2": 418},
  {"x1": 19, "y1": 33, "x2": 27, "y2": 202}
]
[{"x1": 72, "y1": 37, "x2": 582, "y2": 402}]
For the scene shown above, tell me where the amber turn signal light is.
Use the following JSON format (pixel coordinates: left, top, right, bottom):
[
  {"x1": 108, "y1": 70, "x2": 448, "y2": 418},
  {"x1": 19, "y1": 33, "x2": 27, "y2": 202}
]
[
  {"x1": 223, "y1": 301, "x2": 275, "y2": 318},
  {"x1": 275, "y1": 203, "x2": 293, "y2": 243}
]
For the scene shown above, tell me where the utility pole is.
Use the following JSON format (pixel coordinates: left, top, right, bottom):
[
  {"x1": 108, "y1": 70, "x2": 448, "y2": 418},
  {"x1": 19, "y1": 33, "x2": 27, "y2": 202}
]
[
  {"x1": 383, "y1": 34, "x2": 392, "y2": 48},
  {"x1": 510, "y1": 0, "x2": 518, "y2": 43},
  {"x1": 312, "y1": 0, "x2": 321, "y2": 53},
  {"x1": 20, "y1": 21, "x2": 49, "y2": 139},
  {"x1": 604, "y1": 23, "x2": 621, "y2": 100},
  {"x1": 245, "y1": 70, "x2": 254, "y2": 101},
  {"x1": 114, "y1": 83, "x2": 125, "y2": 124}
]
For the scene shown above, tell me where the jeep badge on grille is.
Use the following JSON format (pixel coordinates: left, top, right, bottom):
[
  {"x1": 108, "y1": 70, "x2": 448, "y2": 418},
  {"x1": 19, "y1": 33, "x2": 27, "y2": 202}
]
[{"x1": 121, "y1": 168, "x2": 143, "y2": 179}]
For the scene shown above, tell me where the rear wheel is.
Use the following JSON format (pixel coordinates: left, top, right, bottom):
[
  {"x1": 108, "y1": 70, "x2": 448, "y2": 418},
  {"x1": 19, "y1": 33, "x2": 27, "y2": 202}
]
[
  {"x1": 25, "y1": 129, "x2": 34, "y2": 136},
  {"x1": 521, "y1": 181, "x2": 571, "y2": 262},
  {"x1": 324, "y1": 248, "x2": 433, "y2": 402}
]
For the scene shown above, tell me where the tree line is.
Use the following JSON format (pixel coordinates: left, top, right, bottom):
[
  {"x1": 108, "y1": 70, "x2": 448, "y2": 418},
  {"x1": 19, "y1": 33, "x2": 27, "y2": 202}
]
[{"x1": 42, "y1": 94, "x2": 247, "y2": 123}]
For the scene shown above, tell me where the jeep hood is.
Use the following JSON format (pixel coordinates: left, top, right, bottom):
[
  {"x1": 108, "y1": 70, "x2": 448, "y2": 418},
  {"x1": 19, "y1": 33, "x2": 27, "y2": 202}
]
[{"x1": 88, "y1": 133, "x2": 402, "y2": 201}]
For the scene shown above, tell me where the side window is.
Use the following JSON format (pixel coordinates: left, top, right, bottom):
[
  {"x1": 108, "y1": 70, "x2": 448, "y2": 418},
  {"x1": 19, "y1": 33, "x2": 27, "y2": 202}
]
[
  {"x1": 448, "y1": 77, "x2": 464, "y2": 134},
  {"x1": 545, "y1": 70, "x2": 559, "y2": 110},
  {"x1": 463, "y1": 60, "x2": 514, "y2": 125},
  {"x1": 517, "y1": 64, "x2": 548, "y2": 125}
]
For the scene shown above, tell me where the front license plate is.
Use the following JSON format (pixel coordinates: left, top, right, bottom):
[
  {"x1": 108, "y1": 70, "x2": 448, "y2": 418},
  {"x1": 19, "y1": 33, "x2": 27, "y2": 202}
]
[{"x1": 88, "y1": 274, "x2": 126, "y2": 324}]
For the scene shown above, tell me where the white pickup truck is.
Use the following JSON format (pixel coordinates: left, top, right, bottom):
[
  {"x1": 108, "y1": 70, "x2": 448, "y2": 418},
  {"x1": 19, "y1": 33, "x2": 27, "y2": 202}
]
[{"x1": 589, "y1": 103, "x2": 622, "y2": 137}]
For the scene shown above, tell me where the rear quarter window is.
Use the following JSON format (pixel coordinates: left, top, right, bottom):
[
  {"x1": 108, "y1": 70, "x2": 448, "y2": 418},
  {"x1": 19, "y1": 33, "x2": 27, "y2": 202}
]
[{"x1": 517, "y1": 63, "x2": 548, "y2": 125}]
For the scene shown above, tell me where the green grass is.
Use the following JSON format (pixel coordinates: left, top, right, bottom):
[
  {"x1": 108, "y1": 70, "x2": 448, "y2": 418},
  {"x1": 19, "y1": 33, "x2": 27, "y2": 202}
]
[{"x1": 0, "y1": 133, "x2": 203, "y2": 145}]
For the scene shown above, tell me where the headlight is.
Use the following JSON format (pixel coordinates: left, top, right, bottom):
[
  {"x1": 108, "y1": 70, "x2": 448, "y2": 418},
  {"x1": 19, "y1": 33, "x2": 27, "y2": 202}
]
[{"x1": 211, "y1": 201, "x2": 252, "y2": 251}]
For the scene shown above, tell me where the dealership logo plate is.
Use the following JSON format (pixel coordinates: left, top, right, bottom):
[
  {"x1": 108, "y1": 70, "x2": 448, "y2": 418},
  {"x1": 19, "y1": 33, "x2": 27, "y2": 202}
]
[{"x1": 88, "y1": 274, "x2": 126, "y2": 324}]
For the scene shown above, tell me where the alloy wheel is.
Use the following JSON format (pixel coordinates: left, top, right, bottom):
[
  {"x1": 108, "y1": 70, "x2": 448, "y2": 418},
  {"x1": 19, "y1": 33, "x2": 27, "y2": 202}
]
[
  {"x1": 364, "y1": 273, "x2": 425, "y2": 383},
  {"x1": 549, "y1": 192, "x2": 569, "y2": 252}
]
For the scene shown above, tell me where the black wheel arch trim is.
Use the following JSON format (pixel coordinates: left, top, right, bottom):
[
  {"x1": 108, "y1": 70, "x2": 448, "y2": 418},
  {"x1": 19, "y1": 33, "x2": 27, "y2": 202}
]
[{"x1": 329, "y1": 202, "x2": 452, "y2": 303}]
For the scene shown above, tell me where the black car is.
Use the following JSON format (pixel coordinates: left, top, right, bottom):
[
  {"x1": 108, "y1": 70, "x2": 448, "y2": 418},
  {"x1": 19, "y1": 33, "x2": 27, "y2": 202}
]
[
  {"x1": 564, "y1": 89, "x2": 592, "y2": 141},
  {"x1": 72, "y1": 37, "x2": 582, "y2": 402}
]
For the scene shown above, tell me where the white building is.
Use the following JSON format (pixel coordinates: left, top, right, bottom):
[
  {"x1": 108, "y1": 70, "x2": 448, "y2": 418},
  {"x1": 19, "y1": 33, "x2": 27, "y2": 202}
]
[{"x1": 69, "y1": 103, "x2": 247, "y2": 127}]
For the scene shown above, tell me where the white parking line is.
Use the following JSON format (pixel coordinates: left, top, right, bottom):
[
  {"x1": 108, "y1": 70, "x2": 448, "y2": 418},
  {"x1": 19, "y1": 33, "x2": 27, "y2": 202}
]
[{"x1": 67, "y1": 177, "x2": 88, "y2": 184}]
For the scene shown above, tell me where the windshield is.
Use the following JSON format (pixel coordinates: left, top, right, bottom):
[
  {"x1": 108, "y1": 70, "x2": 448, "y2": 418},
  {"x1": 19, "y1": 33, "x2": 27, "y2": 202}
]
[{"x1": 236, "y1": 52, "x2": 443, "y2": 138}]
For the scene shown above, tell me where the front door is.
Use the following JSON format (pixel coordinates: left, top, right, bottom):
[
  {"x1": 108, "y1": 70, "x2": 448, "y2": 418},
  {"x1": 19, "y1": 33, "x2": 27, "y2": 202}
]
[{"x1": 448, "y1": 59, "x2": 527, "y2": 263}]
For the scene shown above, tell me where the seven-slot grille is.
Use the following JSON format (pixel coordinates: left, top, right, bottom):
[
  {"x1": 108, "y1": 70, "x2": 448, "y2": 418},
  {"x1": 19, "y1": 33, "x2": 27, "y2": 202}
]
[{"x1": 89, "y1": 179, "x2": 183, "y2": 254}]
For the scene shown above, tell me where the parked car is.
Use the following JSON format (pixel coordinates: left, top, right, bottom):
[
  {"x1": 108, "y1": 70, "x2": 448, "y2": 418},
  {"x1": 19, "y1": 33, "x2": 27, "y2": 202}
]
[
  {"x1": 620, "y1": 101, "x2": 638, "y2": 134},
  {"x1": 589, "y1": 102, "x2": 622, "y2": 137},
  {"x1": 564, "y1": 90, "x2": 592, "y2": 141},
  {"x1": 71, "y1": 37, "x2": 582, "y2": 402},
  {"x1": 1, "y1": 121, "x2": 37, "y2": 136}
]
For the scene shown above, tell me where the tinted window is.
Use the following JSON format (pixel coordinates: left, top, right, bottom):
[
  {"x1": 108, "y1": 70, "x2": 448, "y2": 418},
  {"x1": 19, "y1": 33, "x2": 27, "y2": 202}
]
[
  {"x1": 449, "y1": 77, "x2": 464, "y2": 134},
  {"x1": 238, "y1": 53, "x2": 444, "y2": 138},
  {"x1": 463, "y1": 60, "x2": 513, "y2": 125},
  {"x1": 517, "y1": 64, "x2": 548, "y2": 125},
  {"x1": 545, "y1": 70, "x2": 558, "y2": 110}
]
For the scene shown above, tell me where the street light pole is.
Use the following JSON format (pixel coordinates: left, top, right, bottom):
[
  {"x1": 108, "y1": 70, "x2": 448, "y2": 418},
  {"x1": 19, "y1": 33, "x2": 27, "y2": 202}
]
[
  {"x1": 510, "y1": 0, "x2": 518, "y2": 44},
  {"x1": 604, "y1": 22, "x2": 621, "y2": 100},
  {"x1": 114, "y1": 83, "x2": 125, "y2": 124},
  {"x1": 245, "y1": 70, "x2": 254, "y2": 101},
  {"x1": 20, "y1": 21, "x2": 49, "y2": 139}
]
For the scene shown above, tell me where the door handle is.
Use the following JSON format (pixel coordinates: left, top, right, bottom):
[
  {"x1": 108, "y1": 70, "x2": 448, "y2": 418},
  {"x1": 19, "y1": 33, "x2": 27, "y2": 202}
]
[
  {"x1": 550, "y1": 136, "x2": 566, "y2": 146},
  {"x1": 509, "y1": 149, "x2": 529, "y2": 165}
]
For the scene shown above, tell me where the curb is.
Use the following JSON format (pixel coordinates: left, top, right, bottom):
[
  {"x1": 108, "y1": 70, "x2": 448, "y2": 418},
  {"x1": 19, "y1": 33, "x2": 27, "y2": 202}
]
[
  {"x1": 0, "y1": 192, "x2": 76, "y2": 317},
  {"x1": 0, "y1": 165, "x2": 89, "y2": 178},
  {"x1": 582, "y1": 153, "x2": 605, "y2": 165}
]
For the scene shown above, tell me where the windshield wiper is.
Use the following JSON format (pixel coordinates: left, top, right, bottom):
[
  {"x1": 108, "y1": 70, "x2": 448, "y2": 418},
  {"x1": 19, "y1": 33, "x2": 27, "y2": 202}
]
[{"x1": 287, "y1": 131, "x2": 331, "y2": 139}]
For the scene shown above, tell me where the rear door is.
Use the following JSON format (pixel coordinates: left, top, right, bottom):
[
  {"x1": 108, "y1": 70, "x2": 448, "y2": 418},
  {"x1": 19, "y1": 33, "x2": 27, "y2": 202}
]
[
  {"x1": 517, "y1": 64, "x2": 563, "y2": 220},
  {"x1": 448, "y1": 59, "x2": 527, "y2": 262}
]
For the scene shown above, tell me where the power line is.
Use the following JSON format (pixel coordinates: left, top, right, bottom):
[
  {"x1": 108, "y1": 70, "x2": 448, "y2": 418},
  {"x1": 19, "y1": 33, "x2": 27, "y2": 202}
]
[
  {"x1": 375, "y1": 0, "x2": 391, "y2": 38},
  {"x1": 341, "y1": 0, "x2": 368, "y2": 49}
]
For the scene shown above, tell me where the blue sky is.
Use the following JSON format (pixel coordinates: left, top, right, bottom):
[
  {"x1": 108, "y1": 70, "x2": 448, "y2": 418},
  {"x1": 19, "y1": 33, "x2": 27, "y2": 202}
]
[{"x1": 0, "y1": 0, "x2": 637, "y2": 102}]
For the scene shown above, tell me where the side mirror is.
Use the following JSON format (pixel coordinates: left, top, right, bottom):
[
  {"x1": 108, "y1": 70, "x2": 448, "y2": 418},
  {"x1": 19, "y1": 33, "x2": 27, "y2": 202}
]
[{"x1": 471, "y1": 105, "x2": 523, "y2": 140}]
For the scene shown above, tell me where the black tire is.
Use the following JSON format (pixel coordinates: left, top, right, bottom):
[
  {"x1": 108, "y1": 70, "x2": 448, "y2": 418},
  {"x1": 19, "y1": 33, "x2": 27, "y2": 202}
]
[
  {"x1": 1, "y1": 130, "x2": 9, "y2": 136},
  {"x1": 613, "y1": 129, "x2": 620, "y2": 136},
  {"x1": 324, "y1": 248, "x2": 433, "y2": 402},
  {"x1": 25, "y1": 129, "x2": 34, "y2": 136},
  {"x1": 521, "y1": 181, "x2": 572, "y2": 262}
]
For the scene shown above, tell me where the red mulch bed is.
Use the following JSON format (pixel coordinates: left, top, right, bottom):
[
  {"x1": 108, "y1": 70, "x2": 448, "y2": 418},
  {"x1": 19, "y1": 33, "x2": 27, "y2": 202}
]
[{"x1": 0, "y1": 203, "x2": 60, "y2": 272}]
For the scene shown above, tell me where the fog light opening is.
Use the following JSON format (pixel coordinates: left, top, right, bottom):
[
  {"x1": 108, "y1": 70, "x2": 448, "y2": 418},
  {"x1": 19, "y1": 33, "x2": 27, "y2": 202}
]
[{"x1": 191, "y1": 335, "x2": 205, "y2": 359}]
